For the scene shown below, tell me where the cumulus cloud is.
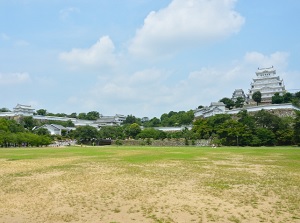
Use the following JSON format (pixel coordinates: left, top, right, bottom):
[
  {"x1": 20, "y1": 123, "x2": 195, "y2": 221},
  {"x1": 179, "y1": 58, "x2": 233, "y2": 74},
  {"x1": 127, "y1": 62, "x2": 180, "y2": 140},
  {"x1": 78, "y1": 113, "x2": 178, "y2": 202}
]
[
  {"x1": 129, "y1": 0, "x2": 244, "y2": 57},
  {"x1": 243, "y1": 51, "x2": 299, "y2": 91},
  {"x1": 59, "y1": 36, "x2": 117, "y2": 69},
  {"x1": 63, "y1": 51, "x2": 293, "y2": 117},
  {"x1": 0, "y1": 72, "x2": 31, "y2": 85}
]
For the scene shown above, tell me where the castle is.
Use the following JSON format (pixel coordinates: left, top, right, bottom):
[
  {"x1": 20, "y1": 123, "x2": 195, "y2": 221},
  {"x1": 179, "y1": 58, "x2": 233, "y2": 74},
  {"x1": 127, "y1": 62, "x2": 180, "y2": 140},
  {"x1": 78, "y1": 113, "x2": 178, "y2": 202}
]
[
  {"x1": 247, "y1": 66, "x2": 286, "y2": 104},
  {"x1": 194, "y1": 67, "x2": 298, "y2": 119}
]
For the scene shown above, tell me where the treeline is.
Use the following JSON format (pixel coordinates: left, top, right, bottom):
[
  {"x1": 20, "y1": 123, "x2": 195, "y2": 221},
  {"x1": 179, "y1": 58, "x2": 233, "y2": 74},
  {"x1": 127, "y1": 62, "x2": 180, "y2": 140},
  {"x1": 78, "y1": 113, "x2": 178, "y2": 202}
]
[
  {"x1": 272, "y1": 92, "x2": 300, "y2": 106},
  {"x1": 70, "y1": 122, "x2": 194, "y2": 145},
  {"x1": 192, "y1": 110, "x2": 300, "y2": 146},
  {"x1": 2, "y1": 108, "x2": 300, "y2": 147},
  {"x1": 0, "y1": 118, "x2": 52, "y2": 147},
  {"x1": 35, "y1": 109, "x2": 100, "y2": 120},
  {"x1": 70, "y1": 109, "x2": 300, "y2": 147},
  {"x1": 123, "y1": 110, "x2": 194, "y2": 127}
]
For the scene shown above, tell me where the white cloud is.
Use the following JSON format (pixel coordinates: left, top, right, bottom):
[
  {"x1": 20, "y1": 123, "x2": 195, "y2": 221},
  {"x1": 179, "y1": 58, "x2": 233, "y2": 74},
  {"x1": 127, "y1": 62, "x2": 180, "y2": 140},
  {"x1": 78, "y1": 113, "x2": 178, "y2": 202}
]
[
  {"x1": 159, "y1": 51, "x2": 292, "y2": 110},
  {"x1": 59, "y1": 7, "x2": 80, "y2": 20},
  {"x1": 59, "y1": 36, "x2": 117, "y2": 69},
  {"x1": 14, "y1": 40, "x2": 30, "y2": 47},
  {"x1": 129, "y1": 68, "x2": 169, "y2": 85},
  {"x1": 0, "y1": 72, "x2": 31, "y2": 85},
  {"x1": 129, "y1": 0, "x2": 244, "y2": 57},
  {"x1": 63, "y1": 51, "x2": 293, "y2": 117},
  {"x1": 244, "y1": 51, "x2": 289, "y2": 69},
  {"x1": 1, "y1": 33, "x2": 10, "y2": 41}
]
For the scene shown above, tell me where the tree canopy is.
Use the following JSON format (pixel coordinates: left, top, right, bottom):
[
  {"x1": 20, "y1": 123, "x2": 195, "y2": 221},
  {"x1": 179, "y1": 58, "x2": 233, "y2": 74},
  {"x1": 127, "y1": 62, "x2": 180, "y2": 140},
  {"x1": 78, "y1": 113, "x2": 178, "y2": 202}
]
[
  {"x1": 0, "y1": 118, "x2": 52, "y2": 147},
  {"x1": 219, "y1": 98, "x2": 234, "y2": 110},
  {"x1": 252, "y1": 91, "x2": 262, "y2": 106}
]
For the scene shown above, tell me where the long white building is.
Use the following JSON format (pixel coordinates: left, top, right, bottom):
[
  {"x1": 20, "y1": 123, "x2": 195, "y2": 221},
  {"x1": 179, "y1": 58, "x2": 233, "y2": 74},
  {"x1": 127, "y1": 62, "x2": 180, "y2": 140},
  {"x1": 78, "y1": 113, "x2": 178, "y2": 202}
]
[{"x1": 0, "y1": 104, "x2": 125, "y2": 128}]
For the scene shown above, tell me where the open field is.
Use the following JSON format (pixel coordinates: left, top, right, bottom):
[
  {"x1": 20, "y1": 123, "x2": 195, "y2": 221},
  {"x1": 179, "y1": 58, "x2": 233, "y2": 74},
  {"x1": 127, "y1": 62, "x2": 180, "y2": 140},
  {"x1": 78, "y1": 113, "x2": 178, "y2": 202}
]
[{"x1": 0, "y1": 146, "x2": 300, "y2": 223}]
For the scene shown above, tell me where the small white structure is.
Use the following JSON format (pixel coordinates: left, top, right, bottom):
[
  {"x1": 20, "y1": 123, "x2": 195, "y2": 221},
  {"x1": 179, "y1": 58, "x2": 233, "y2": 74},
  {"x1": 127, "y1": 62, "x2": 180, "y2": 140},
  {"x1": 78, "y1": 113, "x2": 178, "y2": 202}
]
[
  {"x1": 35, "y1": 124, "x2": 69, "y2": 135},
  {"x1": 194, "y1": 102, "x2": 225, "y2": 118},
  {"x1": 114, "y1": 114, "x2": 126, "y2": 124},
  {"x1": 227, "y1": 103, "x2": 300, "y2": 115},
  {"x1": 95, "y1": 116, "x2": 118, "y2": 127},
  {"x1": 13, "y1": 104, "x2": 35, "y2": 116},
  {"x1": 232, "y1": 89, "x2": 246, "y2": 102},
  {"x1": 154, "y1": 126, "x2": 192, "y2": 132},
  {"x1": 248, "y1": 67, "x2": 286, "y2": 104}
]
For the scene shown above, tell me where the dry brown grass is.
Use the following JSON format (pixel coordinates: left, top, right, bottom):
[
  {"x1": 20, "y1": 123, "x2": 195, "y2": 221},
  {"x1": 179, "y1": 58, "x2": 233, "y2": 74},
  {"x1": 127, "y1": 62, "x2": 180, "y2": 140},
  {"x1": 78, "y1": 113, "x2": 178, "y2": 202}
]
[{"x1": 0, "y1": 146, "x2": 299, "y2": 223}]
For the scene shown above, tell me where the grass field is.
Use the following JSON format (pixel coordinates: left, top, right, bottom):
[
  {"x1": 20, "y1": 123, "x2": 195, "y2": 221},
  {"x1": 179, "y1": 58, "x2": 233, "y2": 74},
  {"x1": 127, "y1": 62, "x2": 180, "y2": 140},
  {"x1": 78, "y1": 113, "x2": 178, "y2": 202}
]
[{"x1": 0, "y1": 146, "x2": 300, "y2": 223}]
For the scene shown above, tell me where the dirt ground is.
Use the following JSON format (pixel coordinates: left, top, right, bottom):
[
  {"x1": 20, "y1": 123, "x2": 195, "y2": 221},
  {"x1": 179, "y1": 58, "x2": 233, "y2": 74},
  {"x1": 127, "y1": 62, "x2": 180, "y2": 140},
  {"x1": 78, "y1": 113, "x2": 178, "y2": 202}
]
[{"x1": 0, "y1": 154, "x2": 299, "y2": 223}]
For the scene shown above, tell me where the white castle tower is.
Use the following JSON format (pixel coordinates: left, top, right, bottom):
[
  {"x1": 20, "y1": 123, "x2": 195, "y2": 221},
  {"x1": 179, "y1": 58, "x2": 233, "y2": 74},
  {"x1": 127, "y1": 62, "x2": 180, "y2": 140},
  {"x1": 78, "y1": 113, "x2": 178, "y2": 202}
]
[{"x1": 247, "y1": 66, "x2": 286, "y2": 104}]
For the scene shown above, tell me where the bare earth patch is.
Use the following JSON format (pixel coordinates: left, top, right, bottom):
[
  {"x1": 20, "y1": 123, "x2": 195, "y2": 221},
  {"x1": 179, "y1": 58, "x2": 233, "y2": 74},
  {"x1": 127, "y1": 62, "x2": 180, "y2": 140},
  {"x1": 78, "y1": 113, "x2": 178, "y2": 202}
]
[{"x1": 0, "y1": 149, "x2": 300, "y2": 223}]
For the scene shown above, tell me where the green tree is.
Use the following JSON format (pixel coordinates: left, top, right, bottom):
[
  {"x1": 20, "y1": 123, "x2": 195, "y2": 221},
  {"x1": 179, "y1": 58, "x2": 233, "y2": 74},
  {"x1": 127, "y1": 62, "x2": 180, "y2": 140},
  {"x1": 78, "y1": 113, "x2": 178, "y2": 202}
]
[
  {"x1": 207, "y1": 114, "x2": 231, "y2": 134},
  {"x1": 234, "y1": 97, "x2": 245, "y2": 108},
  {"x1": 35, "y1": 127, "x2": 51, "y2": 136},
  {"x1": 144, "y1": 117, "x2": 160, "y2": 127},
  {"x1": 272, "y1": 92, "x2": 283, "y2": 104},
  {"x1": 123, "y1": 115, "x2": 141, "y2": 125},
  {"x1": 72, "y1": 126, "x2": 99, "y2": 144},
  {"x1": 252, "y1": 91, "x2": 262, "y2": 106},
  {"x1": 125, "y1": 123, "x2": 141, "y2": 139},
  {"x1": 0, "y1": 108, "x2": 10, "y2": 112},
  {"x1": 86, "y1": 111, "x2": 100, "y2": 120},
  {"x1": 237, "y1": 110, "x2": 256, "y2": 132},
  {"x1": 20, "y1": 116, "x2": 37, "y2": 131},
  {"x1": 137, "y1": 128, "x2": 166, "y2": 140},
  {"x1": 192, "y1": 118, "x2": 212, "y2": 139},
  {"x1": 255, "y1": 128, "x2": 276, "y2": 146},
  {"x1": 55, "y1": 113, "x2": 67, "y2": 117},
  {"x1": 0, "y1": 118, "x2": 10, "y2": 132},
  {"x1": 254, "y1": 110, "x2": 282, "y2": 133},
  {"x1": 78, "y1": 113, "x2": 87, "y2": 120},
  {"x1": 219, "y1": 98, "x2": 234, "y2": 110},
  {"x1": 99, "y1": 126, "x2": 124, "y2": 139},
  {"x1": 36, "y1": 109, "x2": 47, "y2": 116},
  {"x1": 68, "y1": 112, "x2": 77, "y2": 118},
  {"x1": 283, "y1": 92, "x2": 293, "y2": 103},
  {"x1": 294, "y1": 111, "x2": 300, "y2": 146},
  {"x1": 217, "y1": 119, "x2": 248, "y2": 146},
  {"x1": 276, "y1": 129, "x2": 294, "y2": 145}
]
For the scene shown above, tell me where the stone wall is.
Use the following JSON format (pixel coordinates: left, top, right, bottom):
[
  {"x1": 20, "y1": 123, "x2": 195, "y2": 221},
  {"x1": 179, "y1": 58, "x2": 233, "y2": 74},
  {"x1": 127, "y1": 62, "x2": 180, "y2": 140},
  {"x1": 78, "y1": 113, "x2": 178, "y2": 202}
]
[{"x1": 260, "y1": 108, "x2": 297, "y2": 118}]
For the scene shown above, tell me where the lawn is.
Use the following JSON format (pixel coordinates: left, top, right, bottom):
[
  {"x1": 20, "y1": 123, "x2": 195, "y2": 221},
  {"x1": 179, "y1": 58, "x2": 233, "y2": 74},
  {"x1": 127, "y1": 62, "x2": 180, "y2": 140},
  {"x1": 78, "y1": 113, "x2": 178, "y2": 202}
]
[{"x1": 0, "y1": 146, "x2": 300, "y2": 223}]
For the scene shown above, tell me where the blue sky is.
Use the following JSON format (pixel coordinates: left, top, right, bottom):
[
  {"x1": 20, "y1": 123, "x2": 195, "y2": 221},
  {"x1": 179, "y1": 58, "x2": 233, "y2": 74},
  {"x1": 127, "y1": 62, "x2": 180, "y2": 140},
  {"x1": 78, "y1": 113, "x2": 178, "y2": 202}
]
[{"x1": 1, "y1": 0, "x2": 299, "y2": 118}]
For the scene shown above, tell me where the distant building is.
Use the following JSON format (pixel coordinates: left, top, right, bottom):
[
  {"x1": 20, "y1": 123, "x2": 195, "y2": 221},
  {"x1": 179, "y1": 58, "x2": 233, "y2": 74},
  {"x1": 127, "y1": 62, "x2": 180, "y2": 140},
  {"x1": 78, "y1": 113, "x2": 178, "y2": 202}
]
[
  {"x1": 194, "y1": 102, "x2": 225, "y2": 118},
  {"x1": 232, "y1": 89, "x2": 246, "y2": 102},
  {"x1": 34, "y1": 124, "x2": 70, "y2": 135},
  {"x1": 0, "y1": 104, "x2": 125, "y2": 128},
  {"x1": 13, "y1": 104, "x2": 35, "y2": 116},
  {"x1": 247, "y1": 67, "x2": 286, "y2": 104}
]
